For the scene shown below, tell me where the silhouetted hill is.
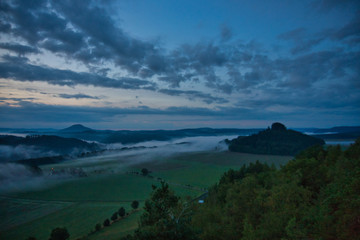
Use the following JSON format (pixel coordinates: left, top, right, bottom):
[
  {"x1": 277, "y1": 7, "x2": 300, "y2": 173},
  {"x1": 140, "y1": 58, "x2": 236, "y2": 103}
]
[
  {"x1": 55, "y1": 127, "x2": 261, "y2": 144},
  {"x1": 102, "y1": 128, "x2": 260, "y2": 144},
  {"x1": 314, "y1": 126, "x2": 360, "y2": 134},
  {"x1": 59, "y1": 124, "x2": 94, "y2": 133},
  {"x1": 228, "y1": 122, "x2": 325, "y2": 155}
]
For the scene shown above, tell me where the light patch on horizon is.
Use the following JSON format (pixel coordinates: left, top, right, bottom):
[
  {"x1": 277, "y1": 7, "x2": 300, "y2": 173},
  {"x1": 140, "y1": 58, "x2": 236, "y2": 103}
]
[{"x1": 0, "y1": 79, "x2": 218, "y2": 110}]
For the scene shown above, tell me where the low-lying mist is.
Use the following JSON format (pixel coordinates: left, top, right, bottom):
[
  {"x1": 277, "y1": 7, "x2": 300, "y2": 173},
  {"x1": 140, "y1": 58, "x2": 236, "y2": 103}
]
[
  {"x1": 0, "y1": 163, "x2": 46, "y2": 193},
  {"x1": 0, "y1": 145, "x2": 57, "y2": 162},
  {"x1": 71, "y1": 135, "x2": 235, "y2": 168},
  {"x1": 0, "y1": 135, "x2": 235, "y2": 194}
]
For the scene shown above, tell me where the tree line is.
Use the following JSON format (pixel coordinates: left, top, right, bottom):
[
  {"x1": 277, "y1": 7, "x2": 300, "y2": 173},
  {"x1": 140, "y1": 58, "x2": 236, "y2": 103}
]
[
  {"x1": 122, "y1": 138, "x2": 360, "y2": 240},
  {"x1": 26, "y1": 201, "x2": 140, "y2": 240}
]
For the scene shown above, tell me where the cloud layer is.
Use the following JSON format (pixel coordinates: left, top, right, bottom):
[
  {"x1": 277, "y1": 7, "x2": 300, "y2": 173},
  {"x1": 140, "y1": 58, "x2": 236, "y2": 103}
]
[{"x1": 0, "y1": 0, "x2": 359, "y2": 128}]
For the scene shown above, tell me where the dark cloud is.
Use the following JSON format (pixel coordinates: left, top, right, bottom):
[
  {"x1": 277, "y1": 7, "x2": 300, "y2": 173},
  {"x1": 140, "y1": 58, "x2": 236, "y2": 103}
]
[
  {"x1": 0, "y1": 101, "x2": 219, "y2": 124},
  {"x1": 277, "y1": 28, "x2": 325, "y2": 54},
  {"x1": 0, "y1": 97, "x2": 35, "y2": 101},
  {"x1": 0, "y1": 43, "x2": 39, "y2": 55},
  {"x1": 279, "y1": 13, "x2": 360, "y2": 54},
  {"x1": 0, "y1": 56, "x2": 156, "y2": 90},
  {"x1": 333, "y1": 14, "x2": 360, "y2": 42},
  {"x1": 312, "y1": 0, "x2": 360, "y2": 12},
  {"x1": 57, "y1": 93, "x2": 101, "y2": 100},
  {"x1": 159, "y1": 89, "x2": 228, "y2": 104},
  {"x1": 1, "y1": 101, "x2": 358, "y2": 129},
  {"x1": 220, "y1": 24, "x2": 233, "y2": 42},
  {"x1": 0, "y1": 0, "x2": 160, "y2": 74}
]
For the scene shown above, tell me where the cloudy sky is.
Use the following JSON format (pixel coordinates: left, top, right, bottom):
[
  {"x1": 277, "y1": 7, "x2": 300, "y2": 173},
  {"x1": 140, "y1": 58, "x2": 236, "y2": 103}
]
[{"x1": 0, "y1": 0, "x2": 359, "y2": 129}]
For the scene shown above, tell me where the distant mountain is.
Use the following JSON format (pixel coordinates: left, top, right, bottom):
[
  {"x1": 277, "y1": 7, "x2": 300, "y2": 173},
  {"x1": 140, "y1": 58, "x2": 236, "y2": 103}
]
[
  {"x1": 59, "y1": 124, "x2": 94, "y2": 133},
  {"x1": 101, "y1": 128, "x2": 261, "y2": 144},
  {"x1": 228, "y1": 122, "x2": 325, "y2": 156},
  {"x1": 53, "y1": 126, "x2": 262, "y2": 144},
  {"x1": 313, "y1": 126, "x2": 360, "y2": 134},
  {"x1": 309, "y1": 126, "x2": 360, "y2": 141}
]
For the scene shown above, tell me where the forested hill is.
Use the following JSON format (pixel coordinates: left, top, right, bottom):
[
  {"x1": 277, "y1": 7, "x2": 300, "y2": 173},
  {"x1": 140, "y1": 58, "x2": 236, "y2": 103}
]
[
  {"x1": 54, "y1": 125, "x2": 262, "y2": 144},
  {"x1": 228, "y1": 122, "x2": 325, "y2": 155}
]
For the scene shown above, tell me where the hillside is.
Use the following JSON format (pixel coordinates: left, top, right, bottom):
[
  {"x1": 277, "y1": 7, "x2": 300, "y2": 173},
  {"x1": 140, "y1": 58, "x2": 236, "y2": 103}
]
[
  {"x1": 0, "y1": 135, "x2": 100, "y2": 161},
  {"x1": 228, "y1": 122, "x2": 325, "y2": 155},
  {"x1": 313, "y1": 126, "x2": 360, "y2": 134}
]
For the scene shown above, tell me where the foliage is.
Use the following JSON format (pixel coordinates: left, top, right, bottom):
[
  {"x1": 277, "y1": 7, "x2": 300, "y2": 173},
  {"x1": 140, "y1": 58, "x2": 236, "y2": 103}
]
[
  {"x1": 49, "y1": 227, "x2": 70, "y2": 240},
  {"x1": 118, "y1": 207, "x2": 126, "y2": 217},
  {"x1": 192, "y1": 139, "x2": 360, "y2": 240},
  {"x1": 103, "y1": 219, "x2": 110, "y2": 227},
  {"x1": 111, "y1": 212, "x2": 118, "y2": 221},
  {"x1": 228, "y1": 122, "x2": 325, "y2": 155},
  {"x1": 141, "y1": 168, "x2": 149, "y2": 176},
  {"x1": 131, "y1": 200, "x2": 139, "y2": 210},
  {"x1": 124, "y1": 182, "x2": 198, "y2": 240}
]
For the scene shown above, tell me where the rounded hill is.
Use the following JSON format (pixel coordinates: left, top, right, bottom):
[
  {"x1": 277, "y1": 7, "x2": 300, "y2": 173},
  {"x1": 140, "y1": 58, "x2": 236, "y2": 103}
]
[
  {"x1": 59, "y1": 124, "x2": 93, "y2": 133},
  {"x1": 228, "y1": 123, "x2": 325, "y2": 156}
]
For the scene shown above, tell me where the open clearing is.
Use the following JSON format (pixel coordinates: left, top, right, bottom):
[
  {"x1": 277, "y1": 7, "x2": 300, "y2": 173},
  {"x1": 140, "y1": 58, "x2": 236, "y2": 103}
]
[{"x1": 0, "y1": 150, "x2": 292, "y2": 240}]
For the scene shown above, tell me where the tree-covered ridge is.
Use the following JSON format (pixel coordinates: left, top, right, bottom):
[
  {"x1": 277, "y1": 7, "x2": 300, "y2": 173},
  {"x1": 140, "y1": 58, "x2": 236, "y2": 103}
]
[
  {"x1": 228, "y1": 122, "x2": 325, "y2": 155},
  {"x1": 194, "y1": 139, "x2": 360, "y2": 240},
  {"x1": 123, "y1": 138, "x2": 360, "y2": 240},
  {"x1": 0, "y1": 135, "x2": 99, "y2": 155}
]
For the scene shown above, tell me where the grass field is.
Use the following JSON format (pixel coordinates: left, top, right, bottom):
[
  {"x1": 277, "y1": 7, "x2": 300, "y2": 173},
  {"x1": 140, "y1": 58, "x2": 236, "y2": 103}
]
[
  {"x1": 86, "y1": 210, "x2": 143, "y2": 240},
  {"x1": 0, "y1": 150, "x2": 292, "y2": 240}
]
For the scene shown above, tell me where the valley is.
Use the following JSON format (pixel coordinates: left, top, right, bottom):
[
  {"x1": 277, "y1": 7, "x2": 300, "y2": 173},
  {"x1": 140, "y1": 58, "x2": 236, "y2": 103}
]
[{"x1": 0, "y1": 148, "x2": 292, "y2": 240}]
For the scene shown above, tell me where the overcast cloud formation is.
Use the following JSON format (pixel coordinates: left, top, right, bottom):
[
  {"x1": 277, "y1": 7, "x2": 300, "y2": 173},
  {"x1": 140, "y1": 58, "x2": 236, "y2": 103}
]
[{"x1": 0, "y1": 0, "x2": 359, "y2": 129}]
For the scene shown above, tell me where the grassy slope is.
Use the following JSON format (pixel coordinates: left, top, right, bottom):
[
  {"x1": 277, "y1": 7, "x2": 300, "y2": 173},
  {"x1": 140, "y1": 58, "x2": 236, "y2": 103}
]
[
  {"x1": 86, "y1": 210, "x2": 143, "y2": 240},
  {"x1": 150, "y1": 151, "x2": 291, "y2": 188},
  {"x1": 0, "y1": 151, "x2": 292, "y2": 240},
  {"x1": 0, "y1": 174, "x2": 200, "y2": 240}
]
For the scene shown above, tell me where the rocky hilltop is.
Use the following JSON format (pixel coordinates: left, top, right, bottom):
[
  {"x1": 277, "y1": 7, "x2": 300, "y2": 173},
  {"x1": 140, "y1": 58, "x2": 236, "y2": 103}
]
[{"x1": 228, "y1": 122, "x2": 325, "y2": 156}]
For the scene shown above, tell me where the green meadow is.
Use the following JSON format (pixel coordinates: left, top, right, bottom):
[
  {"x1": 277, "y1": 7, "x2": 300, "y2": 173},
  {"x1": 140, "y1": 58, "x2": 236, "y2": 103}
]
[{"x1": 0, "y1": 150, "x2": 292, "y2": 240}]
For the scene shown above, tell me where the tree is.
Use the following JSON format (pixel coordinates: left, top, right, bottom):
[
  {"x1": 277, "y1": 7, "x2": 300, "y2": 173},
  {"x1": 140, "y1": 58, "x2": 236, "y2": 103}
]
[
  {"x1": 141, "y1": 168, "x2": 149, "y2": 176},
  {"x1": 103, "y1": 219, "x2": 110, "y2": 227},
  {"x1": 131, "y1": 200, "x2": 139, "y2": 209},
  {"x1": 111, "y1": 212, "x2": 118, "y2": 221},
  {"x1": 49, "y1": 227, "x2": 70, "y2": 240},
  {"x1": 95, "y1": 223, "x2": 101, "y2": 231},
  {"x1": 132, "y1": 182, "x2": 197, "y2": 239},
  {"x1": 118, "y1": 207, "x2": 126, "y2": 217}
]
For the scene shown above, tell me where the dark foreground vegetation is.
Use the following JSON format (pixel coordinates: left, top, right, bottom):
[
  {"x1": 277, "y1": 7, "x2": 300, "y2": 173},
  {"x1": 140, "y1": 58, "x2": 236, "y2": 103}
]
[
  {"x1": 120, "y1": 138, "x2": 360, "y2": 240},
  {"x1": 228, "y1": 122, "x2": 325, "y2": 155}
]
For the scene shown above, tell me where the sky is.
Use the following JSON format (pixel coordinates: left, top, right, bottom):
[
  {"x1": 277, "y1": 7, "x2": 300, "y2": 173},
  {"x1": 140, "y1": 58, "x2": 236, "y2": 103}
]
[{"x1": 0, "y1": 0, "x2": 359, "y2": 130}]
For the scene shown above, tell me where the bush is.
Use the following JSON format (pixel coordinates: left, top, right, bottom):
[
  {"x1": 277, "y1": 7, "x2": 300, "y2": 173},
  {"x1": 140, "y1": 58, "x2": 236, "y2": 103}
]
[
  {"x1": 131, "y1": 200, "x2": 139, "y2": 209},
  {"x1": 103, "y1": 219, "x2": 110, "y2": 227},
  {"x1": 141, "y1": 168, "x2": 149, "y2": 176},
  {"x1": 49, "y1": 227, "x2": 70, "y2": 240},
  {"x1": 111, "y1": 212, "x2": 118, "y2": 221},
  {"x1": 118, "y1": 207, "x2": 126, "y2": 217}
]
